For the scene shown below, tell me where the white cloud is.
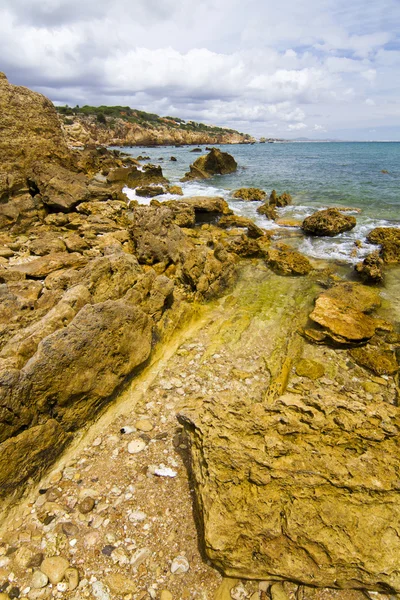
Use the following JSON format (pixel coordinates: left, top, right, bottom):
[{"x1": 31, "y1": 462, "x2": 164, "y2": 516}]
[{"x1": 0, "y1": 0, "x2": 399, "y2": 138}]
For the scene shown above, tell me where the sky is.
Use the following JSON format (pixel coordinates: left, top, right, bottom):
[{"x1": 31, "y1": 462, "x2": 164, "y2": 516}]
[{"x1": 1, "y1": 0, "x2": 400, "y2": 140}]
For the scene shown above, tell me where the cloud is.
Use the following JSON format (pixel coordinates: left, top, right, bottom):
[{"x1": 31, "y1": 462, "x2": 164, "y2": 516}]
[{"x1": 1, "y1": 0, "x2": 400, "y2": 138}]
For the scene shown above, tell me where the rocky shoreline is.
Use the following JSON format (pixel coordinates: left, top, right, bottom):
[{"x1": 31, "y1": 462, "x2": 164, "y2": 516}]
[{"x1": 0, "y1": 72, "x2": 399, "y2": 600}]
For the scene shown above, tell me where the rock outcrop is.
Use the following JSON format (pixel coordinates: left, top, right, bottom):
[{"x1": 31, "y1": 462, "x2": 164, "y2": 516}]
[
  {"x1": 232, "y1": 188, "x2": 266, "y2": 201},
  {"x1": 181, "y1": 148, "x2": 237, "y2": 181},
  {"x1": 266, "y1": 243, "x2": 312, "y2": 276},
  {"x1": 304, "y1": 282, "x2": 386, "y2": 345},
  {"x1": 367, "y1": 227, "x2": 400, "y2": 263},
  {"x1": 302, "y1": 208, "x2": 356, "y2": 236},
  {"x1": 179, "y1": 390, "x2": 400, "y2": 591},
  {"x1": 355, "y1": 251, "x2": 384, "y2": 283}
]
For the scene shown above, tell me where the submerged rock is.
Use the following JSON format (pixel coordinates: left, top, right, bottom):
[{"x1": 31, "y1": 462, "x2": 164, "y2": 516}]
[
  {"x1": 181, "y1": 148, "x2": 237, "y2": 181},
  {"x1": 179, "y1": 391, "x2": 400, "y2": 591},
  {"x1": 266, "y1": 244, "x2": 312, "y2": 276},
  {"x1": 302, "y1": 208, "x2": 356, "y2": 237}
]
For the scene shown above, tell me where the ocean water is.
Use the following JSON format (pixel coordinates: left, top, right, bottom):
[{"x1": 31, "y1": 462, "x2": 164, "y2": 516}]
[{"x1": 120, "y1": 142, "x2": 400, "y2": 265}]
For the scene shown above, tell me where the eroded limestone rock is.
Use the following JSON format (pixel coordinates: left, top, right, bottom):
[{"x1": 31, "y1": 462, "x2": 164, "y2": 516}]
[
  {"x1": 182, "y1": 148, "x2": 237, "y2": 181},
  {"x1": 179, "y1": 391, "x2": 400, "y2": 591},
  {"x1": 302, "y1": 208, "x2": 356, "y2": 237}
]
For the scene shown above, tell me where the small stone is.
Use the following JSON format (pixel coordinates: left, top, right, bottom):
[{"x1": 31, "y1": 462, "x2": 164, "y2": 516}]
[
  {"x1": 127, "y1": 440, "x2": 146, "y2": 454},
  {"x1": 61, "y1": 522, "x2": 79, "y2": 537},
  {"x1": 129, "y1": 511, "x2": 147, "y2": 522},
  {"x1": 8, "y1": 590, "x2": 20, "y2": 600},
  {"x1": 78, "y1": 497, "x2": 95, "y2": 514},
  {"x1": 64, "y1": 568, "x2": 79, "y2": 591},
  {"x1": 105, "y1": 574, "x2": 136, "y2": 595},
  {"x1": 31, "y1": 572, "x2": 48, "y2": 590},
  {"x1": 270, "y1": 582, "x2": 290, "y2": 600},
  {"x1": 170, "y1": 555, "x2": 189, "y2": 574},
  {"x1": 40, "y1": 556, "x2": 70, "y2": 584},
  {"x1": 27, "y1": 554, "x2": 44, "y2": 569},
  {"x1": 101, "y1": 545, "x2": 116, "y2": 557},
  {"x1": 14, "y1": 547, "x2": 33, "y2": 568},
  {"x1": 45, "y1": 489, "x2": 61, "y2": 502},
  {"x1": 110, "y1": 547, "x2": 128, "y2": 565},
  {"x1": 83, "y1": 531, "x2": 100, "y2": 548},
  {"x1": 92, "y1": 437, "x2": 102, "y2": 447},
  {"x1": 130, "y1": 547, "x2": 151, "y2": 569},
  {"x1": 135, "y1": 419, "x2": 153, "y2": 432},
  {"x1": 56, "y1": 583, "x2": 68, "y2": 593},
  {"x1": 91, "y1": 581, "x2": 110, "y2": 600},
  {"x1": 230, "y1": 583, "x2": 248, "y2": 600},
  {"x1": 160, "y1": 591, "x2": 173, "y2": 600}
]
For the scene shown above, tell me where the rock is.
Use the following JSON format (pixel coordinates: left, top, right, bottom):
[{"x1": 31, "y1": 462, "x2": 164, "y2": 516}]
[
  {"x1": 21, "y1": 300, "x2": 152, "y2": 430},
  {"x1": 166, "y1": 185, "x2": 183, "y2": 195},
  {"x1": 307, "y1": 282, "x2": 384, "y2": 345},
  {"x1": 160, "y1": 591, "x2": 173, "y2": 600},
  {"x1": 170, "y1": 156, "x2": 177, "y2": 161},
  {"x1": 191, "y1": 147, "x2": 203, "y2": 152},
  {"x1": 29, "y1": 234, "x2": 67, "y2": 256},
  {"x1": 214, "y1": 579, "x2": 239, "y2": 600},
  {"x1": 40, "y1": 556, "x2": 70, "y2": 584},
  {"x1": 31, "y1": 572, "x2": 48, "y2": 589},
  {"x1": 7, "y1": 252, "x2": 87, "y2": 279},
  {"x1": 61, "y1": 522, "x2": 79, "y2": 537},
  {"x1": 367, "y1": 227, "x2": 400, "y2": 264},
  {"x1": 269, "y1": 190, "x2": 292, "y2": 208},
  {"x1": 295, "y1": 359, "x2": 325, "y2": 379},
  {"x1": 179, "y1": 391, "x2": 400, "y2": 591},
  {"x1": 135, "y1": 185, "x2": 165, "y2": 197},
  {"x1": 0, "y1": 420, "x2": 70, "y2": 499},
  {"x1": 127, "y1": 439, "x2": 147, "y2": 454},
  {"x1": 91, "y1": 581, "x2": 110, "y2": 600},
  {"x1": 135, "y1": 419, "x2": 153, "y2": 432},
  {"x1": 30, "y1": 163, "x2": 90, "y2": 212},
  {"x1": 105, "y1": 574, "x2": 136, "y2": 595},
  {"x1": 349, "y1": 345, "x2": 398, "y2": 376},
  {"x1": 130, "y1": 547, "x2": 152, "y2": 569},
  {"x1": 355, "y1": 251, "x2": 384, "y2": 283},
  {"x1": 275, "y1": 218, "x2": 302, "y2": 228},
  {"x1": 302, "y1": 208, "x2": 356, "y2": 237},
  {"x1": 218, "y1": 216, "x2": 264, "y2": 239},
  {"x1": 257, "y1": 202, "x2": 278, "y2": 220},
  {"x1": 266, "y1": 244, "x2": 312, "y2": 276},
  {"x1": 182, "y1": 148, "x2": 237, "y2": 181},
  {"x1": 270, "y1": 583, "x2": 290, "y2": 600},
  {"x1": 170, "y1": 555, "x2": 190, "y2": 574},
  {"x1": 78, "y1": 496, "x2": 95, "y2": 514},
  {"x1": 232, "y1": 188, "x2": 266, "y2": 201}
]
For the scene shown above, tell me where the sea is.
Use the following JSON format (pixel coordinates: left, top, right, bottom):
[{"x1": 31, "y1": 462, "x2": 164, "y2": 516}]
[{"x1": 120, "y1": 141, "x2": 400, "y2": 266}]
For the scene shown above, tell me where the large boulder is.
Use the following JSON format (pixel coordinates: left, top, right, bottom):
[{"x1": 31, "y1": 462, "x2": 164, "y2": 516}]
[
  {"x1": 178, "y1": 391, "x2": 400, "y2": 592},
  {"x1": 355, "y1": 251, "x2": 384, "y2": 283},
  {"x1": 0, "y1": 72, "x2": 72, "y2": 178},
  {"x1": 181, "y1": 148, "x2": 237, "y2": 181},
  {"x1": 302, "y1": 208, "x2": 356, "y2": 236},
  {"x1": 29, "y1": 163, "x2": 91, "y2": 211}
]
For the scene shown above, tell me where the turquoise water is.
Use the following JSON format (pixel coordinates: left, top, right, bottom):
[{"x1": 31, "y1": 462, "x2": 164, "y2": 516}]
[{"x1": 120, "y1": 142, "x2": 400, "y2": 264}]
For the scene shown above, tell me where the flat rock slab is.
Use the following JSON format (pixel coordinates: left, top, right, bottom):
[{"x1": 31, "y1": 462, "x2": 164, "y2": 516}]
[{"x1": 179, "y1": 391, "x2": 400, "y2": 592}]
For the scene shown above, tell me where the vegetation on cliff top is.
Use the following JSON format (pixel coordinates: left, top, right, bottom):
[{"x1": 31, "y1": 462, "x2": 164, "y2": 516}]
[{"x1": 56, "y1": 104, "x2": 251, "y2": 139}]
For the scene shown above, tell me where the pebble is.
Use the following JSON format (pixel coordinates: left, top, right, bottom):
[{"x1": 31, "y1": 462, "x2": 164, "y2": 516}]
[
  {"x1": 128, "y1": 510, "x2": 147, "y2": 522},
  {"x1": 135, "y1": 419, "x2": 153, "y2": 432},
  {"x1": 40, "y1": 556, "x2": 70, "y2": 584},
  {"x1": 154, "y1": 467, "x2": 177, "y2": 478},
  {"x1": 170, "y1": 555, "x2": 190, "y2": 574},
  {"x1": 230, "y1": 583, "x2": 248, "y2": 600},
  {"x1": 56, "y1": 583, "x2": 68, "y2": 593},
  {"x1": 127, "y1": 440, "x2": 146, "y2": 454},
  {"x1": 91, "y1": 581, "x2": 110, "y2": 600},
  {"x1": 31, "y1": 572, "x2": 48, "y2": 589},
  {"x1": 78, "y1": 497, "x2": 95, "y2": 514},
  {"x1": 160, "y1": 591, "x2": 173, "y2": 600},
  {"x1": 120, "y1": 425, "x2": 136, "y2": 434},
  {"x1": 61, "y1": 522, "x2": 79, "y2": 537},
  {"x1": 130, "y1": 547, "x2": 151, "y2": 569},
  {"x1": 64, "y1": 568, "x2": 79, "y2": 591}
]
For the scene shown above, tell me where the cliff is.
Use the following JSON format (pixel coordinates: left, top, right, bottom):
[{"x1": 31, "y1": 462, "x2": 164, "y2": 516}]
[{"x1": 56, "y1": 105, "x2": 255, "y2": 147}]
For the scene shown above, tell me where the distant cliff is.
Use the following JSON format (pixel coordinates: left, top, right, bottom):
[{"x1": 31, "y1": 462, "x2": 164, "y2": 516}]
[{"x1": 56, "y1": 105, "x2": 255, "y2": 147}]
